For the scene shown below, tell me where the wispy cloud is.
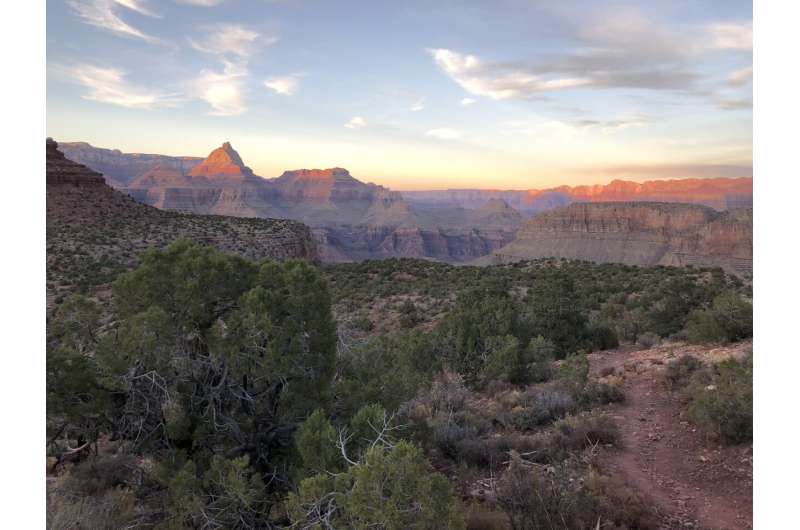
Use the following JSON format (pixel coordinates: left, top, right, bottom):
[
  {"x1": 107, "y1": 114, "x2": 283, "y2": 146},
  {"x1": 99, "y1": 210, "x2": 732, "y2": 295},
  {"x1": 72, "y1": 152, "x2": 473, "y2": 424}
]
[
  {"x1": 429, "y1": 10, "x2": 726, "y2": 101},
  {"x1": 62, "y1": 63, "x2": 178, "y2": 109},
  {"x1": 264, "y1": 75, "x2": 299, "y2": 95},
  {"x1": 429, "y1": 49, "x2": 589, "y2": 100},
  {"x1": 709, "y1": 22, "x2": 753, "y2": 50},
  {"x1": 460, "y1": 97, "x2": 476, "y2": 106},
  {"x1": 114, "y1": 0, "x2": 159, "y2": 17},
  {"x1": 191, "y1": 61, "x2": 247, "y2": 116},
  {"x1": 67, "y1": 0, "x2": 159, "y2": 43},
  {"x1": 385, "y1": 89, "x2": 426, "y2": 112},
  {"x1": 176, "y1": 0, "x2": 226, "y2": 6},
  {"x1": 189, "y1": 24, "x2": 273, "y2": 59},
  {"x1": 189, "y1": 25, "x2": 277, "y2": 115},
  {"x1": 345, "y1": 116, "x2": 367, "y2": 129},
  {"x1": 728, "y1": 65, "x2": 753, "y2": 87},
  {"x1": 715, "y1": 97, "x2": 752, "y2": 111},
  {"x1": 425, "y1": 128, "x2": 464, "y2": 141},
  {"x1": 574, "y1": 114, "x2": 650, "y2": 134}
]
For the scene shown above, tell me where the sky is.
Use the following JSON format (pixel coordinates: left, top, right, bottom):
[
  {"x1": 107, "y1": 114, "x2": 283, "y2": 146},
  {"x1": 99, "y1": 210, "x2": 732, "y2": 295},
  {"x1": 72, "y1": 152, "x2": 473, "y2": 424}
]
[{"x1": 46, "y1": 0, "x2": 752, "y2": 190}]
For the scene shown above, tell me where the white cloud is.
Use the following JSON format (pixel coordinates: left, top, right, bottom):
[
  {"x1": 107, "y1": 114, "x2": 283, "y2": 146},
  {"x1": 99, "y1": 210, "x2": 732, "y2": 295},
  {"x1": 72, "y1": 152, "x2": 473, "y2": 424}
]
[
  {"x1": 190, "y1": 25, "x2": 272, "y2": 59},
  {"x1": 344, "y1": 116, "x2": 367, "y2": 129},
  {"x1": 176, "y1": 0, "x2": 226, "y2": 5},
  {"x1": 709, "y1": 22, "x2": 752, "y2": 50},
  {"x1": 67, "y1": 0, "x2": 159, "y2": 42},
  {"x1": 264, "y1": 76, "x2": 299, "y2": 95},
  {"x1": 574, "y1": 115, "x2": 650, "y2": 135},
  {"x1": 64, "y1": 64, "x2": 178, "y2": 109},
  {"x1": 409, "y1": 97, "x2": 425, "y2": 112},
  {"x1": 189, "y1": 25, "x2": 277, "y2": 115},
  {"x1": 429, "y1": 48, "x2": 589, "y2": 100},
  {"x1": 425, "y1": 128, "x2": 464, "y2": 141},
  {"x1": 192, "y1": 61, "x2": 247, "y2": 116},
  {"x1": 728, "y1": 65, "x2": 753, "y2": 87},
  {"x1": 114, "y1": 0, "x2": 159, "y2": 17},
  {"x1": 460, "y1": 97, "x2": 476, "y2": 106}
]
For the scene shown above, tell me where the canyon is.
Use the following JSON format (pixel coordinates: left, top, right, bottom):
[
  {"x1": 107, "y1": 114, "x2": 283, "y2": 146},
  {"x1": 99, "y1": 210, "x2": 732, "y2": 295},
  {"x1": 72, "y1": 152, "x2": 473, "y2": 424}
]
[
  {"x1": 481, "y1": 202, "x2": 753, "y2": 275},
  {"x1": 46, "y1": 139, "x2": 316, "y2": 310},
  {"x1": 61, "y1": 141, "x2": 521, "y2": 262},
  {"x1": 57, "y1": 141, "x2": 753, "y2": 272},
  {"x1": 403, "y1": 177, "x2": 753, "y2": 213}
]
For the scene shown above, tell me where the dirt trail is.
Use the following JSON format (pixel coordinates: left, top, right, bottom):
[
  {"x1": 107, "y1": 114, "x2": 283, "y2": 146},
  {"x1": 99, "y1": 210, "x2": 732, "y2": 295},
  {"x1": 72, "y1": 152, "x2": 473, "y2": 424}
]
[{"x1": 589, "y1": 342, "x2": 753, "y2": 530}]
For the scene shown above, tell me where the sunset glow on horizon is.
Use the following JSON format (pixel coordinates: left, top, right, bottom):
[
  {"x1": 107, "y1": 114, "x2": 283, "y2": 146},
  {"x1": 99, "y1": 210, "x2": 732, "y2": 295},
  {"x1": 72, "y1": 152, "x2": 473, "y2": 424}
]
[{"x1": 46, "y1": 0, "x2": 752, "y2": 190}]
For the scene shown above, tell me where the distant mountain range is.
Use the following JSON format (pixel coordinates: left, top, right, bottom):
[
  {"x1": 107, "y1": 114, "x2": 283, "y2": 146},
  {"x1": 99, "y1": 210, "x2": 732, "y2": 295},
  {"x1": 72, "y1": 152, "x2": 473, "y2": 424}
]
[
  {"x1": 402, "y1": 177, "x2": 752, "y2": 213},
  {"x1": 46, "y1": 139, "x2": 315, "y2": 310},
  {"x1": 59, "y1": 141, "x2": 521, "y2": 262},
  {"x1": 58, "y1": 141, "x2": 753, "y2": 265}
]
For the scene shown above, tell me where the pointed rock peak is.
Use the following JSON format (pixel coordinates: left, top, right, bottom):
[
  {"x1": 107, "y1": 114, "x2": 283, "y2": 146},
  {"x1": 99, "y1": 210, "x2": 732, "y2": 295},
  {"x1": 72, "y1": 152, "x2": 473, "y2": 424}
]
[
  {"x1": 203, "y1": 142, "x2": 246, "y2": 168},
  {"x1": 190, "y1": 141, "x2": 254, "y2": 179}
]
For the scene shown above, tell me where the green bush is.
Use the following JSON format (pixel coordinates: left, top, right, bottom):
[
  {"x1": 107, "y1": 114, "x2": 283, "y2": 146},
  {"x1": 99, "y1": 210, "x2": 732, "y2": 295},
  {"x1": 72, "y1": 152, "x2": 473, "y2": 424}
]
[
  {"x1": 663, "y1": 355, "x2": 703, "y2": 390},
  {"x1": 288, "y1": 441, "x2": 465, "y2": 529},
  {"x1": 687, "y1": 354, "x2": 752, "y2": 444},
  {"x1": 687, "y1": 291, "x2": 752, "y2": 344},
  {"x1": 558, "y1": 352, "x2": 589, "y2": 400}
]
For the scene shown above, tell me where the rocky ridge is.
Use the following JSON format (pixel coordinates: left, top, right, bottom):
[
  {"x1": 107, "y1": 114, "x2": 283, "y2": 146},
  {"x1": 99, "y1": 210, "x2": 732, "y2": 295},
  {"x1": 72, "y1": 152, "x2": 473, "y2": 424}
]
[
  {"x1": 403, "y1": 177, "x2": 753, "y2": 213},
  {"x1": 59, "y1": 141, "x2": 203, "y2": 188},
  {"x1": 59, "y1": 141, "x2": 522, "y2": 263},
  {"x1": 483, "y1": 202, "x2": 752, "y2": 275},
  {"x1": 47, "y1": 139, "x2": 317, "y2": 310}
]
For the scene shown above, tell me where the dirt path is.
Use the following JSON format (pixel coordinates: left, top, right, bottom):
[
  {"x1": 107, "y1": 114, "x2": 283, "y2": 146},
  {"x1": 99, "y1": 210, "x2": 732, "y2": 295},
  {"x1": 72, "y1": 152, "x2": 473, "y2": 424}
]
[{"x1": 589, "y1": 342, "x2": 753, "y2": 530}]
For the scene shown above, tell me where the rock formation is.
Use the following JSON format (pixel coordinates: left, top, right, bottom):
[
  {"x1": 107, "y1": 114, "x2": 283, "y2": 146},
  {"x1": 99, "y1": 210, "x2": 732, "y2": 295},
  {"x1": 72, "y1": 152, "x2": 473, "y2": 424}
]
[
  {"x1": 483, "y1": 202, "x2": 752, "y2": 275},
  {"x1": 403, "y1": 177, "x2": 753, "y2": 213},
  {"x1": 60, "y1": 141, "x2": 522, "y2": 263},
  {"x1": 47, "y1": 137, "x2": 106, "y2": 187},
  {"x1": 47, "y1": 139, "x2": 318, "y2": 310},
  {"x1": 58, "y1": 141, "x2": 203, "y2": 187}
]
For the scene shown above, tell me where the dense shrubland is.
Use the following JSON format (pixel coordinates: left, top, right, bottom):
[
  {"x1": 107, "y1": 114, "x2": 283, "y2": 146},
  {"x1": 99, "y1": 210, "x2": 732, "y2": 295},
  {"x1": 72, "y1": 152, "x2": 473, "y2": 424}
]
[
  {"x1": 47, "y1": 247, "x2": 752, "y2": 529},
  {"x1": 663, "y1": 352, "x2": 753, "y2": 444},
  {"x1": 326, "y1": 258, "x2": 751, "y2": 348}
]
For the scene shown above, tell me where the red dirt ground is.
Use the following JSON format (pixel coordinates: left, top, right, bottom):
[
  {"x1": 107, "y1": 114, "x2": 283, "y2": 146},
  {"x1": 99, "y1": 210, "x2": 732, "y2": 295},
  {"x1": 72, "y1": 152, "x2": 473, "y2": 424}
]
[{"x1": 590, "y1": 341, "x2": 753, "y2": 530}]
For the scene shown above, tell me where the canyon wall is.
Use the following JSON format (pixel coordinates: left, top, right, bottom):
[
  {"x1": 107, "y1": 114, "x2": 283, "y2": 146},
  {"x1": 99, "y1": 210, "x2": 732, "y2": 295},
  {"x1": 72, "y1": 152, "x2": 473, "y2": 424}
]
[
  {"x1": 403, "y1": 177, "x2": 753, "y2": 214},
  {"x1": 484, "y1": 202, "x2": 752, "y2": 275},
  {"x1": 47, "y1": 139, "x2": 318, "y2": 309}
]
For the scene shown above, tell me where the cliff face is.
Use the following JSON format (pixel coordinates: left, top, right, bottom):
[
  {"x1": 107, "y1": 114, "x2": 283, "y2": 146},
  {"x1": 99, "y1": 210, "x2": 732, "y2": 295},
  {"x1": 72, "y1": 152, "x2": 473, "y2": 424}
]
[
  {"x1": 403, "y1": 177, "x2": 753, "y2": 213},
  {"x1": 76, "y1": 141, "x2": 521, "y2": 263},
  {"x1": 47, "y1": 138, "x2": 106, "y2": 187},
  {"x1": 486, "y1": 202, "x2": 752, "y2": 275},
  {"x1": 312, "y1": 224, "x2": 517, "y2": 263},
  {"x1": 47, "y1": 139, "x2": 318, "y2": 309},
  {"x1": 58, "y1": 141, "x2": 203, "y2": 187}
]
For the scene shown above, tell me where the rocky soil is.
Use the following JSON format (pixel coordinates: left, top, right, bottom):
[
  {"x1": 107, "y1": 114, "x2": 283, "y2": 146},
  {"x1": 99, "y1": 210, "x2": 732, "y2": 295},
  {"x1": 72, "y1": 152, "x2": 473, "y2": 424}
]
[{"x1": 591, "y1": 341, "x2": 753, "y2": 530}]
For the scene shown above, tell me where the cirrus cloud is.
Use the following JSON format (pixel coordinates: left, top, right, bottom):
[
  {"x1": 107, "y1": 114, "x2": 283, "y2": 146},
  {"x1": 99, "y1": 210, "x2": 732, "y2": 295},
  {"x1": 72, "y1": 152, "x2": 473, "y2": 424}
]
[
  {"x1": 264, "y1": 76, "x2": 299, "y2": 95},
  {"x1": 62, "y1": 63, "x2": 179, "y2": 109},
  {"x1": 709, "y1": 22, "x2": 752, "y2": 50},
  {"x1": 429, "y1": 49, "x2": 589, "y2": 100},
  {"x1": 727, "y1": 65, "x2": 753, "y2": 87},
  {"x1": 189, "y1": 24, "x2": 273, "y2": 59},
  {"x1": 67, "y1": 0, "x2": 160, "y2": 43}
]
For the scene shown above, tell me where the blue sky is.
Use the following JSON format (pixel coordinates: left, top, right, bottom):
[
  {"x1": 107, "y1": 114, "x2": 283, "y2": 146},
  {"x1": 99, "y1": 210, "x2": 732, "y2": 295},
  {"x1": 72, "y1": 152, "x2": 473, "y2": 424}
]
[{"x1": 46, "y1": 0, "x2": 752, "y2": 190}]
